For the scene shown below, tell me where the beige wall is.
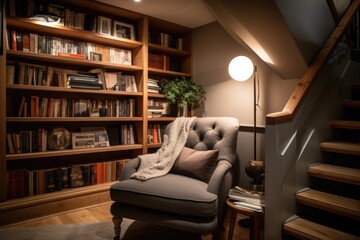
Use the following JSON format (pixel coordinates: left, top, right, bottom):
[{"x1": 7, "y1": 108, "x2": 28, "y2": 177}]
[{"x1": 191, "y1": 22, "x2": 298, "y2": 187}]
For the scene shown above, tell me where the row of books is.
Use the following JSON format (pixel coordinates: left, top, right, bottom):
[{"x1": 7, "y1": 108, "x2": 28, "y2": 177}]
[
  {"x1": 149, "y1": 30, "x2": 183, "y2": 50},
  {"x1": 148, "y1": 53, "x2": 182, "y2": 72},
  {"x1": 7, "y1": 62, "x2": 138, "y2": 93},
  {"x1": 7, "y1": 160, "x2": 127, "y2": 199},
  {"x1": 6, "y1": 125, "x2": 136, "y2": 154},
  {"x1": 107, "y1": 125, "x2": 136, "y2": 146},
  {"x1": 7, "y1": 0, "x2": 136, "y2": 40},
  {"x1": 7, "y1": 30, "x2": 132, "y2": 65},
  {"x1": 228, "y1": 186, "x2": 265, "y2": 212},
  {"x1": 147, "y1": 124, "x2": 166, "y2": 144},
  {"x1": 17, "y1": 96, "x2": 136, "y2": 118},
  {"x1": 6, "y1": 129, "x2": 48, "y2": 154}
]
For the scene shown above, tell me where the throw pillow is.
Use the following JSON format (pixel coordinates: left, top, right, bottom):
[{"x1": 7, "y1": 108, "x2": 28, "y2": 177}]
[{"x1": 171, "y1": 147, "x2": 219, "y2": 183}]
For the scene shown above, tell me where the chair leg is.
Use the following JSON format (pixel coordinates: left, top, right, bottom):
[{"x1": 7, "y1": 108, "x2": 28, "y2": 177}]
[{"x1": 112, "y1": 216, "x2": 123, "y2": 240}]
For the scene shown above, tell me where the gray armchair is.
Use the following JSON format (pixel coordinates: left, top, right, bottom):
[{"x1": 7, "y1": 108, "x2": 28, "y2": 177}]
[{"x1": 110, "y1": 117, "x2": 239, "y2": 239}]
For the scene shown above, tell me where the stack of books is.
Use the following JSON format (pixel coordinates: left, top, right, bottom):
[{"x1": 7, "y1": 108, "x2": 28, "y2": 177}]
[
  {"x1": 67, "y1": 73, "x2": 102, "y2": 90},
  {"x1": 228, "y1": 186, "x2": 265, "y2": 212},
  {"x1": 148, "y1": 78, "x2": 160, "y2": 93}
]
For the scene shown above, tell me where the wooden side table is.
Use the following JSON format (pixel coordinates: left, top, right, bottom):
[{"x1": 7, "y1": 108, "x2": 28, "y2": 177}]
[{"x1": 226, "y1": 199, "x2": 264, "y2": 240}]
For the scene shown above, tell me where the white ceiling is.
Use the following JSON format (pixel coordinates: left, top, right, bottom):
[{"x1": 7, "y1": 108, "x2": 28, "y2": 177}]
[{"x1": 96, "y1": 0, "x2": 216, "y2": 29}]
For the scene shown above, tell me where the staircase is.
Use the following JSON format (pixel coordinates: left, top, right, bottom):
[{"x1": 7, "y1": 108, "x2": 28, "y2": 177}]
[{"x1": 283, "y1": 84, "x2": 360, "y2": 239}]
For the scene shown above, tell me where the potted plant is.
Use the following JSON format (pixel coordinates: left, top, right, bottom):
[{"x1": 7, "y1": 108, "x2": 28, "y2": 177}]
[{"x1": 159, "y1": 77, "x2": 206, "y2": 117}]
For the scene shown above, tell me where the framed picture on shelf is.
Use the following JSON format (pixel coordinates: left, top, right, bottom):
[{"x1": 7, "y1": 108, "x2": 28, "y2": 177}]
[
  {"x1": 113, "y1": 21, "x2": 135, "y2": 40},
  {"x1": 90, "y1": 52, "x2": 102, "y2": 61},
  {"x1": 98, "y1": 16, "x2": 112, "y2": 35}
]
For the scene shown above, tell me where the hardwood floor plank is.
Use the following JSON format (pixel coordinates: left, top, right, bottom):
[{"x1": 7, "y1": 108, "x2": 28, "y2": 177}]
[
  {"x1": 58, "y1": 209, "x2": 100, "y2": 224},
  {"x1": 86, "y1": 202, "x2": 113, "y2": 222}
]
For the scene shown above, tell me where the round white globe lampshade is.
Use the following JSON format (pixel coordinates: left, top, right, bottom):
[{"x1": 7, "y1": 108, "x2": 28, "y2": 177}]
[{"x1": 228, "y1": 56, "x2": 254, "y2": 81}]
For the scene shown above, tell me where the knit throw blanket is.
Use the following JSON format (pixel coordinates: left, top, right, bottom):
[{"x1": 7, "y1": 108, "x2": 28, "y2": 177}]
[{"x1": 131, "y1": 117, "x2": 196, "y2": 181}]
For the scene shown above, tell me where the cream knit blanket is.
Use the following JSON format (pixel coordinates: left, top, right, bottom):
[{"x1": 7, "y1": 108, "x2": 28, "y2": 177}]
[{"x1": 131, "y1": 117, "x2": 196, "y2": 181}]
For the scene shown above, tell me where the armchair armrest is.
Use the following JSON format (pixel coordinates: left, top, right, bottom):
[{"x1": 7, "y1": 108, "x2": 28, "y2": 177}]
[
  {"x1": 119, "y1": 157, "x2": 141, "y2": 180},
  {"x1": 207, "y1": 160, "x2": 232, "y2": 195}
]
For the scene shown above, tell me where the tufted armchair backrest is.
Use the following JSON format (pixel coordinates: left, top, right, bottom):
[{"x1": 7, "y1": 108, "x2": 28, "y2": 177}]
[{"x1": 166, "y1": 117, "x2": 239, "y2": 166}]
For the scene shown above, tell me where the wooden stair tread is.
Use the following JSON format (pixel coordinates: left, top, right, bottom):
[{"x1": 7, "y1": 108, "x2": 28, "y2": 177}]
[
  {"x1": 308, "y1": 164, "x2": 360, "y2": 185},
  {"x1": 320, "y1": 141, "x2": 360, "y2": 155},
  {"x1": 343, "y1": 100, "x2": 360, "y2": 108},
  {"x1": 308, "y1": 163, "x2": 360, "y2": 185},
  {"x1": 331, "y1": 120, "x2": 360, "y2": 129},
  {"x1": 283, "y1": 217, "x2": 360, "y2": 240},
  {"x1": 296, "y1": 189, "x2": 360, "y2": 219}
]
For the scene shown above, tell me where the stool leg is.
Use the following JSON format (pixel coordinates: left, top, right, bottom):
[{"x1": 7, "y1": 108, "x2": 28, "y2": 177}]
[
  {"x1": 228, "y1": 210, "x2": 237, "y2": 240},
  {"x1": 112, "y1": 216, "x2": 123, "y2": 240}
]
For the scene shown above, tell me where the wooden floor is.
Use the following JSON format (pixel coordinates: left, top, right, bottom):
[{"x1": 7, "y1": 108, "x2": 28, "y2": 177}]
[{"x1": 0, "y1": 201, "x2": 252, "y2": 240}]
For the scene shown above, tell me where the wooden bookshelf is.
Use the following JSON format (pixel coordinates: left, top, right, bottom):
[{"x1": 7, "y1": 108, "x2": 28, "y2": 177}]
[{"x1": 0, "y1": 0, "x2": 192, "y2": 223}]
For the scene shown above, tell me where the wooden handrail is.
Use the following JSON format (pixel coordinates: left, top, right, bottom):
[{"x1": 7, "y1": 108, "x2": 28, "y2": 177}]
[{"x1": 266, "y1": 0, "x2": 360, "y2": 125}]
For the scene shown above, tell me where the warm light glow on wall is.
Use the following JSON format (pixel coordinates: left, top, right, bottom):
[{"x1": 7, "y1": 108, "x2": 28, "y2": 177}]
[{"x1": 228, "y1": 56, "x2": 254, "y2": 81}]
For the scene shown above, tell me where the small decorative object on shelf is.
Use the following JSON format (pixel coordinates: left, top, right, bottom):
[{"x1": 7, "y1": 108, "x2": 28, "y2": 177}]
[{"x1": 48, "y1": 127, "x2": 70, "y2": 150}]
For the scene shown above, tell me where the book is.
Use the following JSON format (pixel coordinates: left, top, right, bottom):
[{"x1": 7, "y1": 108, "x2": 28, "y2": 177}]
[
  {"x1": 8, "y1": 169, "x2": 26, "y2": 199},
  {"x1": 44, "y1": 169, "x2": 56, "y2": 193},
  {"x1": 57, "y1": 52, "x2": 86, "y2": 59},
  {"x1": 80, "y1": 127, "x2": 110, "y2": 148},
  {"x1": 69, "y1": 165, "x2": 85, "y2": 188},
  {"x1": 72, "y1": 132, "x2": 96, "y2": 149},
  {"x1": 6, "y1": 133, "x2": 16, "y2": 154},
  {"x1": 6, "y1": 65, "x2": 16, "y2": 84}
]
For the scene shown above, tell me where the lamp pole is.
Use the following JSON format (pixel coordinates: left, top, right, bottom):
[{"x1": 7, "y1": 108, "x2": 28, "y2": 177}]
[{"x1": 253, "y1": 66, "x2": 257, "y2": 161}]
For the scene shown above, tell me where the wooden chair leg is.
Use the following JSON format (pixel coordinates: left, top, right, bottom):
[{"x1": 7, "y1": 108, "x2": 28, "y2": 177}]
[{"x1": 112, "y1": 216, "x2": 123, "y2": 240}]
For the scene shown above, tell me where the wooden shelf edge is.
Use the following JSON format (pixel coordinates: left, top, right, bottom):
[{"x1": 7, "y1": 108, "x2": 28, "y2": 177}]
[
  {"x1": 148, "y1": 43, "x2": 190, "y2": 56},
  {"x1": 148, "y1": 67, "x2": 191, "y2": 77},
  {"x1": 7, "y1": 50, "x2": 143, "y2": 71},
  {"x1": 6, "y1": 84, "x2": 144, "y2": 96},
  {"x1": 148, "y1": 117, "x2": 175, "y2": 121},
  {"x1": 148, "y1": 93, "x2": 166, "y2": 98},
  {"x1": 7, "y1": 117, "x2": 143, "y2": 122},
  {"x1": 147, "y1": 143, "x2": 162, "y2": 148},
  {"x1": 6, "y1": 144, "x2": 143, "y2": 160},
  {"x1": 0, "y1": 182, "x2": 115, "y2": 213}
]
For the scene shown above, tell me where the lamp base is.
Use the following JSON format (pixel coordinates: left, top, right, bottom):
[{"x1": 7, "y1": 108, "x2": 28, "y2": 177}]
[{"x1": 250, "y1": 184, "x2": 264, "y2": 193}]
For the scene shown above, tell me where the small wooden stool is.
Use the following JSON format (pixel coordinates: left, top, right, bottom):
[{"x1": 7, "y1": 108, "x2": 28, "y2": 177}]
[{"x1": 226, "y1": 199, "x2": 264, "y2": 240}]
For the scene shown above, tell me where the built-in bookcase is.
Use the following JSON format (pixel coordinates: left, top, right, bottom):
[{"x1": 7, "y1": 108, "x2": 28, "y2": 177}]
[{"x1": 0, "y1": 0, "x2": 192, "y2": 225}]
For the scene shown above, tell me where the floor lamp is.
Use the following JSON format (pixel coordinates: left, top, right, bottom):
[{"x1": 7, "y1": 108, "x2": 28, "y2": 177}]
[{"x1": 228, "y1": 56, "x2": 264, "y2": 191}]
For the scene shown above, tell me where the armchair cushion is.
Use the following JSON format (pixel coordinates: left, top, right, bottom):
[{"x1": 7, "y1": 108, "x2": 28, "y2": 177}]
[
  {"x1": 110, "y1": 173, "x2": 217, "y2": 217},
  {"x1": 170, "y1": 147, "x2": 219, "y2": 183}
]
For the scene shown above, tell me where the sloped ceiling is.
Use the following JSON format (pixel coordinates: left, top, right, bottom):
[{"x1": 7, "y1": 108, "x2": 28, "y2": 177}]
[
  {"x1": 203, "y1": 0, "x2": 309, "y2": 79},
  {"x1": 202, "y1": 0, "x2": 350, "y2": 79}
]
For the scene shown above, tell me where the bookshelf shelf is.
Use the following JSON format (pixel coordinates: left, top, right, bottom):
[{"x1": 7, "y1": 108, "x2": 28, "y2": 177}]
[
  {"x1": 6, "y1": 84, "x2": 144, "y2": 96},
  {"x1": 148, "y1": 43, "x2": 190, "y2": 56},
  {"x1": 148, "y1": 93, "x2": 166, "y2": 98},
  {"x1": 148, "y1": 67, "x2": 191, "y2": 77},
  {"x1": 148, "y1": 117, "x2": 176, "y2": 122},
  {"x1": 7, "y1": 51, "x2": 143, "y2": 72},
  {"x1": 6, "y1": 117, "x2": 143, "y2": 122},
  {"x1": 7, "y1": 17, "x2": 143, "y2": 50},
  {"x1": 148, "y1": 143, "x2": 162, "y2": 149},
  {"x1": 6, "y1": 144, "x2": 143, "y2": 161}
]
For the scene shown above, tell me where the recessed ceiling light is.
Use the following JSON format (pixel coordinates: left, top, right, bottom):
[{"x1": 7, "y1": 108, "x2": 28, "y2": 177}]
[{"x1": 134, "y1": 0, "x2": 141, "y2": 2}]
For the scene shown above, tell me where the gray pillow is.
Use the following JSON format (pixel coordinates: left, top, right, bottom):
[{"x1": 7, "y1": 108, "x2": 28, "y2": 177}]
[{"x1": 171, "y1": 147, "x2": 219, "y2": 183}]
